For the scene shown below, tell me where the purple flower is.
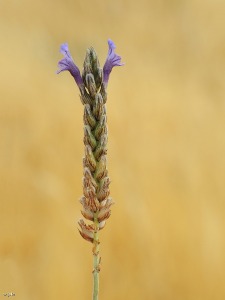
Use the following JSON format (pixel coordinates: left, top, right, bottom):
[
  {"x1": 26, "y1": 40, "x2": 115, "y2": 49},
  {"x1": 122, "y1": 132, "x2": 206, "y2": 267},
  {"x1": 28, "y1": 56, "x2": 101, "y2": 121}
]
[
  {"x1": 103, "y1": 39, "x2": 124, "y2": 86},
  {"x1": 57, "y1": 43, "x2": 83, "y2": 88}
]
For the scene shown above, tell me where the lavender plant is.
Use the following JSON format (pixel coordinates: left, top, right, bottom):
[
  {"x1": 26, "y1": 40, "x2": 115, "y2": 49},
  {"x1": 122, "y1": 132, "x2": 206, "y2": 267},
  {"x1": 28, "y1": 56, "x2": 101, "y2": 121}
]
[{"x1": 57, "y1": 39, "x2": 124, "y2": 300}]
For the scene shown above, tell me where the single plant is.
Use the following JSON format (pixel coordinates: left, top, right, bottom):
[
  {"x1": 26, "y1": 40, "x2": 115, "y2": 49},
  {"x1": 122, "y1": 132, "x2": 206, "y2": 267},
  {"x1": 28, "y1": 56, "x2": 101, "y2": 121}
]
[{"x1": 57, "y1": 39, "x2": 124, "y2": 300}]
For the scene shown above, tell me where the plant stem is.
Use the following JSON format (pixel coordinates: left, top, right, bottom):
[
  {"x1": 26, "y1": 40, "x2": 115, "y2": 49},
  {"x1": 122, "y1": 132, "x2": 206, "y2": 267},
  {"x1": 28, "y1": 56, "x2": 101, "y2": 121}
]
[{"x1": 92, "y1": 216, "x2": 100, "y2": 300}]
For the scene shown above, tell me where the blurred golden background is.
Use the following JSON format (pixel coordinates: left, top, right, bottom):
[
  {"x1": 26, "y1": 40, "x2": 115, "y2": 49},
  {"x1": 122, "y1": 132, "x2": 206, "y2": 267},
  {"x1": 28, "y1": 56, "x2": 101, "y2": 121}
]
[{"x1": 1, "y1": 0, "x2": 225, "y2": 299}]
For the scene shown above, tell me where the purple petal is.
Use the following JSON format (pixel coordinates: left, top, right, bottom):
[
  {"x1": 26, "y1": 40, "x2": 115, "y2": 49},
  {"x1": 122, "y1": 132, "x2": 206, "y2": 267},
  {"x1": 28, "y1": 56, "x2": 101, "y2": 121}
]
[
  {"x1": 60, "y1": 43, "x2": 69, "y2": 54},
  {"x1": 57, "y1": 43, "x2": 83, "y2": 87},
  {"x1": 103, "y1": 39, "x2": 124, "y2": 86}
]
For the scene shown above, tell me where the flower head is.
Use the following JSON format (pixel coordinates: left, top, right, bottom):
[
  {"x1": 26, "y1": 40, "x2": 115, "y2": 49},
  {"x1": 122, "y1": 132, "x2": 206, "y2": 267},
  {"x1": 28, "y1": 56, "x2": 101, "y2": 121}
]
[
  {"x1": 103, "y1": 39, "x2": 124, "y2": 86},
  {"x1": 57, "y1": 43, "x2": 83, "y2": 88}
]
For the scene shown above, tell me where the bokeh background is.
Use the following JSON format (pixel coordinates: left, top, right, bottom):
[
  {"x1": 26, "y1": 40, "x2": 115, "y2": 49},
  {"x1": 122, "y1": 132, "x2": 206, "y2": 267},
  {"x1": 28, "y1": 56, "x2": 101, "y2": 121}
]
[{"x1": 1, "y1": 0, "x2": 225, "y2": 299}]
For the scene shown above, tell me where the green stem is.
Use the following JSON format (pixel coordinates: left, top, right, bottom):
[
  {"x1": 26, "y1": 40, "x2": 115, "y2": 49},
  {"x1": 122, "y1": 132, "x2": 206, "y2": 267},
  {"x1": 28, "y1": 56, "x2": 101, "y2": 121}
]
[{"x1": 92, "y1": 216, "x2": 100, "y2": 300}]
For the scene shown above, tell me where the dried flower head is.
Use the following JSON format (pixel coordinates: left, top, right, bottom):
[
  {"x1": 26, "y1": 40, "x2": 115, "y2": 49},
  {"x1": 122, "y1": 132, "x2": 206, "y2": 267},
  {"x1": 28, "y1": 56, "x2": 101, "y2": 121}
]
[{"x1": 57, "y1": 39, "x2": 123, "y2": 240}]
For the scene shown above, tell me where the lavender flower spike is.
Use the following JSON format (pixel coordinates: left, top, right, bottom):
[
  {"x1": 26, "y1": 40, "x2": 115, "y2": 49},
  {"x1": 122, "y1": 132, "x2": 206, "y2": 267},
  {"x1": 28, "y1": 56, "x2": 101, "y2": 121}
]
[
  {"x1": 103, "y1": 39, "x2": 124, "y2": 86},
  {"x1": 57, "y1": 40, "x2": 124, "y2": 300},
  {"x1": 57, "y1": 43, "x2": 83, "y2": 88}
]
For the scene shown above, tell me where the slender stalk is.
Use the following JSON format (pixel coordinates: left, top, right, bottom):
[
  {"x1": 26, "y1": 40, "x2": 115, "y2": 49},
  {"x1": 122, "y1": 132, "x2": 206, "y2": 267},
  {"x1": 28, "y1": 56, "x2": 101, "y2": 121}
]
[{"x1": 92, "y1": 216, "x2": 100, "y2": 300}]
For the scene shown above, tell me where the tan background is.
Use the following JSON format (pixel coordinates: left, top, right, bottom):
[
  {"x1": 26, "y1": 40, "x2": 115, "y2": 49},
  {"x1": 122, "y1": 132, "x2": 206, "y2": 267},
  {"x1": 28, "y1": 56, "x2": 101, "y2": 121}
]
[{"x1": 1, "y1": 0, "x2": 225, "y2": 299}]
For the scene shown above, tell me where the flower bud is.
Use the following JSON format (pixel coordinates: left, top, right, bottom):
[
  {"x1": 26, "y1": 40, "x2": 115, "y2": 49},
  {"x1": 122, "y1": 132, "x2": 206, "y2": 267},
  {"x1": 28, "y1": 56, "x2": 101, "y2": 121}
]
[{"x1": 84, "y1": 126, "x2": 97, "y2": 150}]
